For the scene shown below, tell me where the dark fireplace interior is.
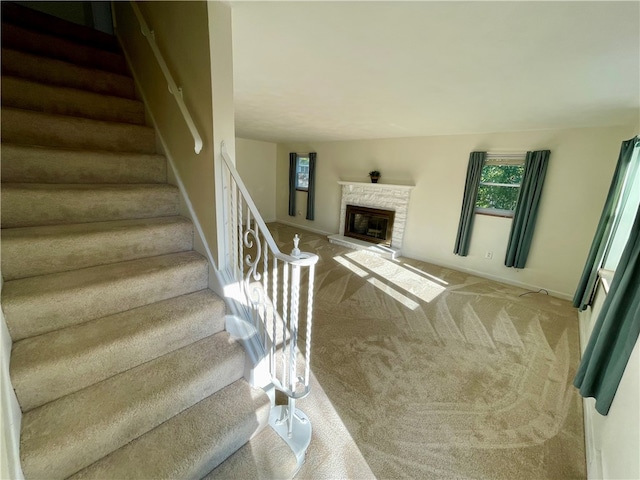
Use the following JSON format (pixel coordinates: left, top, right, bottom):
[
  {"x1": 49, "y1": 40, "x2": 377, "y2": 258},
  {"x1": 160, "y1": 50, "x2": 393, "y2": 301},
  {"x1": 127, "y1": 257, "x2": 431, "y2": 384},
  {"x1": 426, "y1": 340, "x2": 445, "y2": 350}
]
[{"x1": 344, "y1": 205, "x2": 395, "y2": 246}]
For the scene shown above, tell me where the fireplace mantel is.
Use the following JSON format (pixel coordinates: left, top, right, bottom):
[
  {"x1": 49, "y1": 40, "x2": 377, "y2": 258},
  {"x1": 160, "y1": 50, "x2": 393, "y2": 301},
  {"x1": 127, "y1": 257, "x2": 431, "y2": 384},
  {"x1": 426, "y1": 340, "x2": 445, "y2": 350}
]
[
  {"x1": 337, "y1": 180, "x2": 415, "y2": 191},
  {"x1": 329, "y1": 180, "x2": 415, "y2": 258}
]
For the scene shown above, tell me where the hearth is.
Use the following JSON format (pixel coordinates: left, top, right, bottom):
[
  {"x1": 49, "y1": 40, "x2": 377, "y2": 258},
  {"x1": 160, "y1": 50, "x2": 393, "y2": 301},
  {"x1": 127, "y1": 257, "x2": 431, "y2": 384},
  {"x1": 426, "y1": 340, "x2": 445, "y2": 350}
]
[{"x1": 344, "y1": 205, "x2": 395, "y2": 246}]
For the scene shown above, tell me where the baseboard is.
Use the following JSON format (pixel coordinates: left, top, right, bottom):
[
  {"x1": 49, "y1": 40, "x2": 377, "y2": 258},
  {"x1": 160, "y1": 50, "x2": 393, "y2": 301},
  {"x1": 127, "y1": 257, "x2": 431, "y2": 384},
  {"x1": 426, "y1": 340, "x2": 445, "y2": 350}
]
[
  {"x1": 408, "y1": 257, "x2": 572, "y2": 301},
  {"x1": 457, "y1": 265, "x2": 572, "y2": 300}
]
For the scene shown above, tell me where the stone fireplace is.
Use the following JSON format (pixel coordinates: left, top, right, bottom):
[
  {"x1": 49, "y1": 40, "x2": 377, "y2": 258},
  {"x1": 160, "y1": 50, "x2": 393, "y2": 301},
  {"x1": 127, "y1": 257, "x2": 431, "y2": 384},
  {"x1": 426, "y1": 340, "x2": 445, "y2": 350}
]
[{"x1": 329, "y1": 181, "x2": 414, "y2": 257}]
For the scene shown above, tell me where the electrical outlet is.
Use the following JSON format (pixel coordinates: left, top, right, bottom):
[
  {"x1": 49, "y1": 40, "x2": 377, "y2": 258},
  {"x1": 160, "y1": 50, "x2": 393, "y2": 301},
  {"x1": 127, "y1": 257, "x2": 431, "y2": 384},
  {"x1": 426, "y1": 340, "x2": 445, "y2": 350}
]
[
  {"x1": 485, "y1": 251, "x2": 493, "y2": 259},
  {"x1": 297, "y1": 210, "x2": 302, "y2": 216}
]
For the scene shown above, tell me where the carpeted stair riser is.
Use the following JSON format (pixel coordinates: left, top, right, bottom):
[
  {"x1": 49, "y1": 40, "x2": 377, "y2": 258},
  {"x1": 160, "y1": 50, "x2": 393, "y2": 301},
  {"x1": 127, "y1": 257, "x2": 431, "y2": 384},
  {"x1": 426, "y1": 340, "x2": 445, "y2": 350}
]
[
  {"x1": 2, "y1": 76, "x2": 145, "y2": 124},
  {"x1": 71, "y1": 380, "x2": 271, "y2": 480},
  {"x1": 1, "y1": 23, "x2": 128, "y2": 74},
  {"x1": 1, "y1": 145, "x2": 166, "y2": 184},
  {"x1": 20, "y1": 333, "x2": 246, "y2": 480},
  {"x1": 2, "y1": 48, "x2": 136, "y2": 99},
  {"x1": 1, "y1": 3, "x2": 121, "y2": 53},
  {"x1": 1, "y1": 108, "x2": 156, "y2": 153},
  {"x1": 11, "y1": 290, "x2": 226, "y2": 412},
  {"x1": 1, "y1": 217, "x2": 193, "y2": 280},
  {"x1": 204, "y1": 426, "x2": 298, "y2": 480},
  {"x1": 2, "y1": 251, "x2": 209, "y2": 341},
  {"x1": 1, "y1": 184, "x2": 179, "y2": 228}
]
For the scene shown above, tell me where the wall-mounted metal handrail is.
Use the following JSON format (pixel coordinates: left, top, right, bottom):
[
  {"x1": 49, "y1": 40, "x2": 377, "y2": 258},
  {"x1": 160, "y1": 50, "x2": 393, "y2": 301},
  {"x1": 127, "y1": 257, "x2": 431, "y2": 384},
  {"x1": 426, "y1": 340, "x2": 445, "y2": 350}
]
[{"x1": 129, "y1": 1, "x2": 203, "y2": 154}]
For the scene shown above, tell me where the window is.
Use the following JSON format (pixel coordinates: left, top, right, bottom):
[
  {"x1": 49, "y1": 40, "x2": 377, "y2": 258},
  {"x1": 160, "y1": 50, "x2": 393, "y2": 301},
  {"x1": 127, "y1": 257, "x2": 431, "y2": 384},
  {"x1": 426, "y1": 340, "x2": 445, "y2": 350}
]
[
  {"x1": 602, "y1": 143, "x2": 640, "y2": 271},
  {"x1": 295, "y1": 155, "x2": 310, "y2": 191},
  {"x1": 475, "y1": 154, "x2": 526, "y2": 217},
  {"x1": 289, "y1": 152, "x2": 316, "y2": 219}
]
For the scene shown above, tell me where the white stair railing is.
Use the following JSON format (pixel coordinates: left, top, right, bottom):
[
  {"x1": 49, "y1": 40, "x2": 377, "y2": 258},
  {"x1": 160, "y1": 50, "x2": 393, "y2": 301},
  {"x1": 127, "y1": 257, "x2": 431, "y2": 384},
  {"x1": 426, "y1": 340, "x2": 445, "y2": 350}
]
[{"x1": 219, "y1": 142, "x2": 318, "y2": 468}]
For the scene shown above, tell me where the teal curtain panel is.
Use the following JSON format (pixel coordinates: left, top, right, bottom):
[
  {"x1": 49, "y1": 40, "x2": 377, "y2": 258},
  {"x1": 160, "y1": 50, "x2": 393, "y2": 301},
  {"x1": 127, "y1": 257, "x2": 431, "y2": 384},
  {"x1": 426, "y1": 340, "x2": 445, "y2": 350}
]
[
  {"x1": 288, "y1": 152, "x2": 297, "y2": 217},
  {"x1": 453, "y1": 151, "x2": 486, "y2": 256},
  {"x1": 306, "y1": 152, "x2": 317, "y2": 221},
  {"x1": 573, "y1": 138, "x2": 638, "y2": 310},
  {"x1": 574, "y1": 202, "x2": 640, "y2": 415},
  {"x1": 504, "y1": 150, "x2": 550, "y2": 268}
]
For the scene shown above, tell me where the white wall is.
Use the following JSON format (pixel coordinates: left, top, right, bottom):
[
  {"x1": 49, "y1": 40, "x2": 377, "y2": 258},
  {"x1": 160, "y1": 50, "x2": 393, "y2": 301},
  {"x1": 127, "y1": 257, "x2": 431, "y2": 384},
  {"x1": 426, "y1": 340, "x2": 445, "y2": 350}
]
[
  {"x1": 579, "y1": 282, "x2": 639, "y2": 480},
  {"x1": 236, "y1": 138, "x2": 277, "y2": 222},
  {"x1": 276, "y1": 126, "x2": 634, "y2": 298}
]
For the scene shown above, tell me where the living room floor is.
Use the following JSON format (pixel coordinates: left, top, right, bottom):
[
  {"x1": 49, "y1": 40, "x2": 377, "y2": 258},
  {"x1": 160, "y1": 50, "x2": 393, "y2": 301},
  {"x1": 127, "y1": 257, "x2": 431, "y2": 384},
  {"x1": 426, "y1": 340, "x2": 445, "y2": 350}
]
[{"x1": 268, "y1": 223, "x2": 586, "y2": 480}]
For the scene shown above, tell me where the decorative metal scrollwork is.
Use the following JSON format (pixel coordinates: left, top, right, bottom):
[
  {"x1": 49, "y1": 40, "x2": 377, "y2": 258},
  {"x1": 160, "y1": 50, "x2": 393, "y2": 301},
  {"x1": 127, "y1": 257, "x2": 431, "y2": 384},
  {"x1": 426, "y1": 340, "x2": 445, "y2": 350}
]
[{"x1": 242, "y1": 227, "x2": 264, "y2": 308}]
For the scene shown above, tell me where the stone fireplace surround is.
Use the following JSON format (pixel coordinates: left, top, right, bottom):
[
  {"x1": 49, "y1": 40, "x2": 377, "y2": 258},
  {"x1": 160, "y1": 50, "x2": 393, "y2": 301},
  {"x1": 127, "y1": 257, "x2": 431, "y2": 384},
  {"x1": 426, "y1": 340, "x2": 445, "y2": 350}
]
[{"x1": 328, "y1": 181, "x2": 414, "y2": 257}]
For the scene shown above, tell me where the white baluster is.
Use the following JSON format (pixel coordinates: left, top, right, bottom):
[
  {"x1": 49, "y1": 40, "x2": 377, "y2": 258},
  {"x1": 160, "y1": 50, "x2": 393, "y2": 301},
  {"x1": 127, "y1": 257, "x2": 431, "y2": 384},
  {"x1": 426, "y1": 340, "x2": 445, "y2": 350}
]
[
  {"x1": 289, "y1": 262, "x2": 301, "y2": 429},
  {"x1": 230, "y1": 177, "x2": 238, "y2": 280},
  {"x1": 237, "y1": 187, "x2": 244, "y2": 279},
  {"x1": 304, "y1": 263, "x2": 315, "y2": 389},
  {"x1": 282, "y1": 262, "x2": 289, "y2": 388},
  {"x1": 262, "y1": 236, "x2": 268, "y2": 347},
  {"x1": 289, "y1": 233, "x2": 302, "y2": 396},
  {"x1": 271, "y1": 256, "x2": 278, "y2": 376}
]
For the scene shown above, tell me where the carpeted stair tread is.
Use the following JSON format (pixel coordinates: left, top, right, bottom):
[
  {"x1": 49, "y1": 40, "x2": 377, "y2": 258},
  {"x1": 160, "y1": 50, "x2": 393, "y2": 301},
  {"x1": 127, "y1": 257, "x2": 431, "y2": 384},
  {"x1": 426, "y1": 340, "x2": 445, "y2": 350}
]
[
  {"x1": 1, "y1": 108, "x2": 156, "y2": 153},
  {"x1": 2, "y1": 76, "x2": 145, "y2": 124},
  {"x1": 2, "y1": 251, "x2": 208, "y2": 341},
  {"x1": 203, "y1": 424, "x2": 299, "y2": 480},
  {"x1": 11, "y1": 289, "x2": 226, "y2": 412},
  {"x1": 1, "y1": 217, "x2": 193, "y2": 280},
  {"x1": 1, "y1": 2, "x2": 121, "y2": 53},
  {"x1": 0, "y1": 144, "x2": 166, "y2": 184},
  {"x1": 1, "y1": 183, "x2": 179, "y2": 228},
  {"x1": 20, "y1": 332, "x2": 246, "y2": 480},
  {"x1": 1, "y1": 48, "x2": 136, "y2": 99},
  {"x1": 70, "y1": 379, "x2": 271, "y2": 480},
  {"x1": 1, "y1": 23, "x2": 128, "y2": 75}
]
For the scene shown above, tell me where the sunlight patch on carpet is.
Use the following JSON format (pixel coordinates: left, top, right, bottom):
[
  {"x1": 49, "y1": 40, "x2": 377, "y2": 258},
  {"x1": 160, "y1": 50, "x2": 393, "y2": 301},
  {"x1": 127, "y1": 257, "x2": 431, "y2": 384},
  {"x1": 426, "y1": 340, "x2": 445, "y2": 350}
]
[{"x1": 346, "y1": 250, "x2": 446, "y2": 303}]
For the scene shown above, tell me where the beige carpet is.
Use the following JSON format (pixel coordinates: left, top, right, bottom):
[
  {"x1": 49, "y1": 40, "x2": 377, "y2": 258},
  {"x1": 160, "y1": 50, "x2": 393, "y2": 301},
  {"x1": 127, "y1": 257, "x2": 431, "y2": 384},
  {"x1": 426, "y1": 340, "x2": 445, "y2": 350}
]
[{"x1": 268, "y1": 223, "x2": 586, "y2": 480}]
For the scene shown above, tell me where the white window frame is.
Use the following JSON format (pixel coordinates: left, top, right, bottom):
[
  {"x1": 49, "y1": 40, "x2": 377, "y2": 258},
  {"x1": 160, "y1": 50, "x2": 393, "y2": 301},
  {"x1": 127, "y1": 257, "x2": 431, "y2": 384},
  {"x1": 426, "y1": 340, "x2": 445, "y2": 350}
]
[{"x1": 475, "y1": 153, "x2": 526, "y2": 218}]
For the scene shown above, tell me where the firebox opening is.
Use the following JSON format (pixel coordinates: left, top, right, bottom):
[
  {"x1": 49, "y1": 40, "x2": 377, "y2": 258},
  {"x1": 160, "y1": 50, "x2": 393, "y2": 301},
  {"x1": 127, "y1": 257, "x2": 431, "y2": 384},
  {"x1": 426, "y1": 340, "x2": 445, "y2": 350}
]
[{"x1": 344, "y1": 205, "x2": 395, "y2": 246}]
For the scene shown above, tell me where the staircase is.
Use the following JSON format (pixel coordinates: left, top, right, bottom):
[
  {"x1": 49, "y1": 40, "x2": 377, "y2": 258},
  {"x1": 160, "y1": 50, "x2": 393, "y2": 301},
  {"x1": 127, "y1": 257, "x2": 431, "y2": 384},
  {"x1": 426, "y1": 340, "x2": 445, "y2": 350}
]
[{"x1": 0, "y1": 3, "x2": 296, "y2": 478}]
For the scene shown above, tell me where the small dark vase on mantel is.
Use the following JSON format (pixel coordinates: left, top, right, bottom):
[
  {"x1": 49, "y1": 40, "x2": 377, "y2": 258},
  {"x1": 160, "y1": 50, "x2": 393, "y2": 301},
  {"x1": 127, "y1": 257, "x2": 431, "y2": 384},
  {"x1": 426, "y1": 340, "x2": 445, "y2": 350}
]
[{"x1": 369, "y1": 170, "x2": 381, "y2": 184}]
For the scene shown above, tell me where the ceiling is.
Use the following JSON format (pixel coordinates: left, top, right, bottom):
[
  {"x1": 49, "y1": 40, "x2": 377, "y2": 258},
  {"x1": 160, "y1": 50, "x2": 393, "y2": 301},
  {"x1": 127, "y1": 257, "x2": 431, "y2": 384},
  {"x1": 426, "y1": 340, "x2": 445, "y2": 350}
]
[{"x1": 231, "y1": 1, "x2": 640, "y2": 143}]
